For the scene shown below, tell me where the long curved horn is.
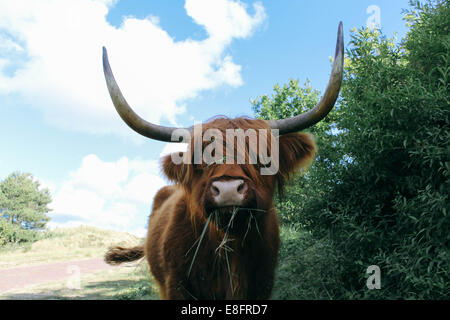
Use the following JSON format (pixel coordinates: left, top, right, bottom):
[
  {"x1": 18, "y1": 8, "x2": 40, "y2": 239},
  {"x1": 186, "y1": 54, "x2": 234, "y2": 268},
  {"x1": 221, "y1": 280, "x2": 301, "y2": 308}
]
[
  {"x1": 102, "y1": 47, "x2": 188, "y2": 142},
  {"x1": 268, "y1": 22, "x2": 344, "y2": 134}
]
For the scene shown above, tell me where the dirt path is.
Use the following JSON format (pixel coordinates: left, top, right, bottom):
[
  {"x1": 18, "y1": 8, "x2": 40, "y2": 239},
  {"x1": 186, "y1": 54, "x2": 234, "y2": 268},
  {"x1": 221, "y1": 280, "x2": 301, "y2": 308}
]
[{"x1": 0, "y1": 258, "x2": 114, "y2": 294}]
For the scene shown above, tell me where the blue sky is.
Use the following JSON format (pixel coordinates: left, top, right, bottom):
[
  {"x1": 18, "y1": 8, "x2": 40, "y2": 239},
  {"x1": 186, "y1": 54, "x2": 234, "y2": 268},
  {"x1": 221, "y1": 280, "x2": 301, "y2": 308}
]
[{"x1": 0, "y1": 0, "x2": 411, "y2": 235}]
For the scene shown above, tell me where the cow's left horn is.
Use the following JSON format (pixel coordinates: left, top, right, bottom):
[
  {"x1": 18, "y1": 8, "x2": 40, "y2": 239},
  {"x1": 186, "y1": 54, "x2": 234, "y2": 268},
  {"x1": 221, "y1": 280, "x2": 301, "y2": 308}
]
[
  {"x1": 102, "y1": 47, "x2": 188, "y2": 142},
  {"x1": 268, "y1": 22, "x2": 344, "y2": 134}
]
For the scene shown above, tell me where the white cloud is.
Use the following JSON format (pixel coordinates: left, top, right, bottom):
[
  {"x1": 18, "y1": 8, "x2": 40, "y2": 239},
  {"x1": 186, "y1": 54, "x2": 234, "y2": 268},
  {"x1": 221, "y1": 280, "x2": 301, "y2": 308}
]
[
  {"x1": 48, "y1": 154, "x2": 166, "y2": 235},
  {"x1": 185, "y1": 0, "x2": 266, "y2": 42},
  {"x1": 0, "y1": 0, "x2": 266, "y2": 140},
  {"x1": 0, "y1": 34, "x2": 24, "y2": 52}
]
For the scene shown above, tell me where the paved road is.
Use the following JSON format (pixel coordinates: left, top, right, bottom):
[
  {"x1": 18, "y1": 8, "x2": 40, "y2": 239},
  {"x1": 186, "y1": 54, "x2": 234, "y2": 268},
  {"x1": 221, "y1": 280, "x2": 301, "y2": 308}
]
[{"x1": 0, "y1": 258, "x2": 114, "y2": 294}]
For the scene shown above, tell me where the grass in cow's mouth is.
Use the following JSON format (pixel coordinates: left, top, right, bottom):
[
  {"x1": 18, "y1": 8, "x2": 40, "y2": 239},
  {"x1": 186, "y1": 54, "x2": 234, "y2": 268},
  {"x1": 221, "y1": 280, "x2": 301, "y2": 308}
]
[
  {"x1": 210, "y1": 206, "x2": 238, "y2": 257},
  {"x1": 242, "y1": 211, "x2": 255, "y2": 244},
  {"x1": 186, "y1": 206, "x2": 266, "y2": 294},
  {"x1": 215, "y1": 231, "x2": 233, "y2": 256},
  {"x1": 187, "y1": 214, "x2": 212, "y2": 278},
  {"x1": 224, "y1": 247, "x2": 234, "y2": 294},
  {"x1": 224, "y1": 207, "x2": 239, "y2": 295},
  {"x1": 227, "y1": 206, "x2": 239, "y2": 229},
  {"x1": 210, "y1": 206, "x2": 267, "y2": 213}
]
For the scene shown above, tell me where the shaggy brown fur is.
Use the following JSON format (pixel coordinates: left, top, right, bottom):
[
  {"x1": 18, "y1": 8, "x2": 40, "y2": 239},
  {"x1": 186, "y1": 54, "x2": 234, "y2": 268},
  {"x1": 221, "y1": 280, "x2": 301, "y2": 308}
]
[{"x1": 104, "y1": 117, "x2": 316, "y2": 300}]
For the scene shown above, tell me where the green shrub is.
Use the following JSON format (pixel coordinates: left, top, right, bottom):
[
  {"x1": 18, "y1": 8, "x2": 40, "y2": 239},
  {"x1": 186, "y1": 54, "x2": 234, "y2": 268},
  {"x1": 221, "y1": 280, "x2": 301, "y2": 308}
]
[
  {"x1": 272, "y1": 225, "x2": 344, "y2": 299},
  {"x1": 309, "y1": 0, "x2": 448, "y2": 299},
  {"x1": 0, "y1": 218, "x2": 43, "y2": 246},
  {"x1": 255, "y1": 0, "x2": 449, "y2": 299}
]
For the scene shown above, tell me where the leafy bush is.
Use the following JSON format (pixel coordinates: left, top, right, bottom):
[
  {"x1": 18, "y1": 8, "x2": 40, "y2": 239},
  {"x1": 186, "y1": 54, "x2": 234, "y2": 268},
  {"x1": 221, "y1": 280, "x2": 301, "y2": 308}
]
[
  {"x1": 0, "y1": 218, "x2": 44, "y2": 246},
  {"x1": 255, "y1": 0, "x2": 449, "y2": 299},
  {"x1": 272, "y1": 226, "x2": 344, "y2": 299}
]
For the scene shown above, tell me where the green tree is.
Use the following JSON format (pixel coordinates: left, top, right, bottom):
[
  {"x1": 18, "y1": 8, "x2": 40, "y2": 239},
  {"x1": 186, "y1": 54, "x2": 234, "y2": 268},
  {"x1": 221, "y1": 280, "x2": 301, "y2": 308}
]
[
  {"x1": 251, "y1": 79, "x2": 342, "y2": 225},
  {"x1": 0, "y1": 172, "x2": 52, "y2": 245},
  {"x1": 254, "y1": 0, "x2": 449, "y2": 299}
]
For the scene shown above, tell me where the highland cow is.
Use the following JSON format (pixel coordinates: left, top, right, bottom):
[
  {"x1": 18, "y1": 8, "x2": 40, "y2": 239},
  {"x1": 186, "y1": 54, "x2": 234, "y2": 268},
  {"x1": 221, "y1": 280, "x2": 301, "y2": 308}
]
[{"x1": 103, "y1": 22, "x2": 344, "y2": 300}]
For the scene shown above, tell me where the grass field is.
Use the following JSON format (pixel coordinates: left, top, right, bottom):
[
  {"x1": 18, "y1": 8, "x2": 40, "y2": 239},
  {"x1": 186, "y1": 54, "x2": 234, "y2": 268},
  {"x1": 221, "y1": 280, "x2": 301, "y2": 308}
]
[
  {"x1": 0, "y1": 225, "x2": 159, "y2": 300},
  {"x1": 0, "y1": 226, "x2": 142, "y2": 269},
  {"x1": 0, "y1": 224, "x2": 336, "y2": 300}
]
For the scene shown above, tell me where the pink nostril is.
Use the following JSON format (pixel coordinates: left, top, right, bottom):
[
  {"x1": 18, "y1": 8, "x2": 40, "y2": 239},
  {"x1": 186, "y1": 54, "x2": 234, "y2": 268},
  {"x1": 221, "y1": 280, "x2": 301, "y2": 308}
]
[
  {"x1": 237, "y1": 182, "x2": 247, "y2": 194},
  {"x1": 211, "y1": 185, "x2": 220, "y2": 196}
]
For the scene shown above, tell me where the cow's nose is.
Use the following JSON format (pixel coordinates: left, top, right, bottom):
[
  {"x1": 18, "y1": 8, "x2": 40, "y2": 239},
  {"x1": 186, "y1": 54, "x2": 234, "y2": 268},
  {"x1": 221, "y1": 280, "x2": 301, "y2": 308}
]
[{"x1": 211, "y1": 180, "x2": 247, "y2": 207}]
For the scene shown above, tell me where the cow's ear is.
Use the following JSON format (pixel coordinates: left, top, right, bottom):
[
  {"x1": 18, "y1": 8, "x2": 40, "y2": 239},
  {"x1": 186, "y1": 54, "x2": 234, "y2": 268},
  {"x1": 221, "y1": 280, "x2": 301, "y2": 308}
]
[
  {"x1": 277, "y1": 132, "x2": 317, "y2": 180},
  {"x1": 161, "y1": 153, "x2": 193, "y2": 185}
]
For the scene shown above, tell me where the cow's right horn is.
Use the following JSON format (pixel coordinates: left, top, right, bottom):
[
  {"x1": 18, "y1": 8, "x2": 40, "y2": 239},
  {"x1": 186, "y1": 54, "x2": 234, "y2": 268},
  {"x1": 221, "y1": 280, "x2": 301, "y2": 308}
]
[{"x1": 268, "y1": 22, "x2": 344, "y2": 134}]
